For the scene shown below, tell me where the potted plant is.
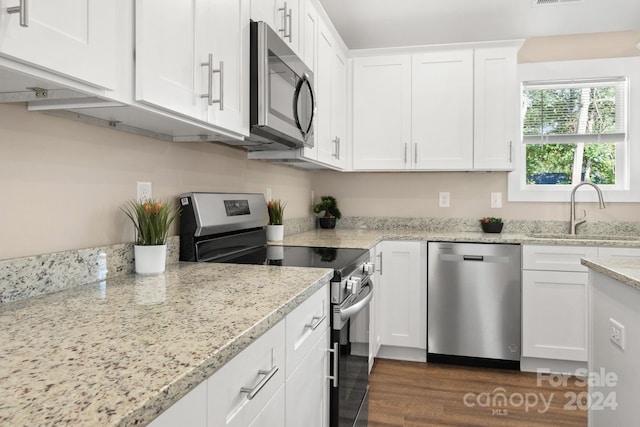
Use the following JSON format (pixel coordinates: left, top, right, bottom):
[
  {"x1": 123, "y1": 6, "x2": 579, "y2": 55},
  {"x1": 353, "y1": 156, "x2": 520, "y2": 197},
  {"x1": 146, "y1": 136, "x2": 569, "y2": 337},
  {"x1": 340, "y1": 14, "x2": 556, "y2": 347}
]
[
  {"x1": 479, "y1": 217, "x2": 504, "y2": 233},
  {"x1": 313, "y1": 195, "x2": 342, "y2": 229},
  {"x1": 122, "y1": 197, "x2": 181, "y2": 274},
  {"x1": 266, "y1": 199, "x2": 286, "y2": 242}
]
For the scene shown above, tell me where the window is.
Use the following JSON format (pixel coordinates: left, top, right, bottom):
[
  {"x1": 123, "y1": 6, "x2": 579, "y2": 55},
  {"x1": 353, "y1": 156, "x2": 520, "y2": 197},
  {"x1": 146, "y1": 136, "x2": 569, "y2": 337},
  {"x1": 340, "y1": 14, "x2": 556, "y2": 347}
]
[
  {"x1": 508, "y1": 57, "x2": 640, "y2": 203},
  {"x1": 522, "y1": 78, "x2": 626, "y2": 187}
]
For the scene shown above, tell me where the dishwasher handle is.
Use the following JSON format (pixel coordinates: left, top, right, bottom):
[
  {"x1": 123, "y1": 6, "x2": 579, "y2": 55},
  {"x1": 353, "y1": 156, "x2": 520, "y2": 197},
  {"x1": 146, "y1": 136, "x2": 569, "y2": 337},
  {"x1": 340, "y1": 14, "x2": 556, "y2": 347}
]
[{"x1": 463, "y1": 255, "x2": 484, "y2": 261}]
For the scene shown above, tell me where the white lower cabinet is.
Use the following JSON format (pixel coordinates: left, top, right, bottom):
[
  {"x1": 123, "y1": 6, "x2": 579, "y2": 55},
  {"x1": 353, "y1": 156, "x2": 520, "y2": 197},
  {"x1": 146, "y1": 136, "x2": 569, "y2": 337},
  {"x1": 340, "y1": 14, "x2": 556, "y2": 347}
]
[
  {"x1": 150, "y1": 284, "x2": 329, "y2": 427},
  {"x1": 522, "y1": 245, "x2": 596, "y2": 364},
  {"x1": 286, "y1": 330, "x2": 329, "y2": 427},
  {"x1": 522, "y1": 270, "x2": 589, "y2": 361},
  {"x1": 377, "y1": 241, "x2": 426, "y2": 361}
]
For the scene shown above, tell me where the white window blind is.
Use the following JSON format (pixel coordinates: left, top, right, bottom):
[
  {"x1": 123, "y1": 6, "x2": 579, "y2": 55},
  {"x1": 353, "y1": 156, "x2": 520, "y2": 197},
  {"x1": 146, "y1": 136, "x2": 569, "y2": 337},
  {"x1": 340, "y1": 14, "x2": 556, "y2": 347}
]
[{"x1": 522, "y1": 77, "x2": 627, "y2": 144}]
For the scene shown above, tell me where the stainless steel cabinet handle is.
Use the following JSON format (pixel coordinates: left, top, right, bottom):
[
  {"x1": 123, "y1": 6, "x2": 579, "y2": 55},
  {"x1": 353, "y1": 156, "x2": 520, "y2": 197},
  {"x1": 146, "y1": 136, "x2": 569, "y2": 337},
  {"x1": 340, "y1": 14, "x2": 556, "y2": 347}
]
[
  {"x1": 305, "y1": 314, "x2": 326, "y2": 331},
  {"x1": 509, "y1": 140, "x2": 513, "y2": 163},
  {"x1": 278, "y1": 2, "x2": 292, "y2": 42},
  {"x1": 404, "y1": 143, "x2": 408, "y2": 164},
  {"x1": 240, "y1": 366, "x2": 278, "y2": 400},
  {"x1": 327, "y1": 342, "x2": 338, "y2": 388},
  {"x1": 332, "y1": 137, "x2": 339, "y2": 159},
  {"x1": 7, "y1": 0, "x2": 28, "y2": 27},
  {"x1": 377, "y1": 252, "x2": 383, "y2": 275},
  {"x1": 336, "y1": 137, "x2": 341, "y2": 160},
  {"x1": 414, "y1": 142, "x2": 418, "y2": 166},
  {"x1": 200, "y1": 54, "x2": 223, "y2": 110}
]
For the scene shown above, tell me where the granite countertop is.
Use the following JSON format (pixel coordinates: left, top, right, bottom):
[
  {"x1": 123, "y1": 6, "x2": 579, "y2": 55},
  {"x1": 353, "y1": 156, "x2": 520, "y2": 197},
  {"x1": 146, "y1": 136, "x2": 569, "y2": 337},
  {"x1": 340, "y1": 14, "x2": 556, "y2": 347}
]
[
  {"x1": 282, "y1": 228, "x2": 640, "y2": 249},
  {"x1": 582, "y1": 257, "x2": 640, "y2": 291},
  {"x1": 0, "y1": 262, "x2": 333, "y2": 426}
]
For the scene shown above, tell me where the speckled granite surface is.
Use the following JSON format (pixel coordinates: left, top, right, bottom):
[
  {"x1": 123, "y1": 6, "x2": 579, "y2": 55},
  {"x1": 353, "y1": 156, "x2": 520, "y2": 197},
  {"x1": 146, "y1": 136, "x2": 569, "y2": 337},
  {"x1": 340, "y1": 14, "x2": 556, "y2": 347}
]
[
  {"x1": 582, "y1": 258, "x2": 640, "y2": 291},
  {"x1": 0, "y1": 262, "x2": 332, "y2": 426},
  {"x1": 0, "y1": 237, "x2": 179, "y2": 303},
  {"x1": 283, "y1": 228, "x2": 640, "y2": 250}
]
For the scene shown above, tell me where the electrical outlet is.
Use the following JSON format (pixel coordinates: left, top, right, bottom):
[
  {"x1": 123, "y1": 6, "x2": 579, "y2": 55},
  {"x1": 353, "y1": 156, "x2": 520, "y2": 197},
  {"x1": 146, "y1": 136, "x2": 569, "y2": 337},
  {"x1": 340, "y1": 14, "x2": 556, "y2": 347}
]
[
  {"x1": 137, "y1": 182, "x2": 152, "y2": 201},
  {"x1": 266, "y1": 188, "x2": 272, "y2": 202},
  {"x1": 491, "y1": 192, "x2": 502, "y2": 208},
  {"x1": 609, "y1": 318, "x2": 625, "y2": 350},
  {"x1": 439, "y1": 192, "x2": 450, "y2": 208}
]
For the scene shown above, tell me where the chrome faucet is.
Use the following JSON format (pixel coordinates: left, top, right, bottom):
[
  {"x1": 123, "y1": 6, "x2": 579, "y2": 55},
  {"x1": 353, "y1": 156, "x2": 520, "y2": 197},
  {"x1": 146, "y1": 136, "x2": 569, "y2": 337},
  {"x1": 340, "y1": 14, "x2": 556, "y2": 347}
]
[{"x1": 570, "y1": 181, "x2": 606, "y2": 235}]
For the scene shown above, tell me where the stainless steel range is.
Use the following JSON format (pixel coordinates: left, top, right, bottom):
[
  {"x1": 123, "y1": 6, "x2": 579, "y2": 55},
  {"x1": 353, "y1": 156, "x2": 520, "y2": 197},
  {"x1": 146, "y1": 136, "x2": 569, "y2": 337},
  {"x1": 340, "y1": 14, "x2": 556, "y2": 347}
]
[{"x1": 179, "y1": 192, "x2": 373, "y2": 427}]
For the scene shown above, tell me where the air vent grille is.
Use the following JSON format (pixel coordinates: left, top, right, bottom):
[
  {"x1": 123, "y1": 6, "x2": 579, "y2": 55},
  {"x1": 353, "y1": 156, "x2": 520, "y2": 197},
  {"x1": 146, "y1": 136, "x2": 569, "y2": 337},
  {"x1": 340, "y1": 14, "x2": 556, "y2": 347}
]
[{"x1": 532, "y1": 0, "x2": 583, "y2": 6}]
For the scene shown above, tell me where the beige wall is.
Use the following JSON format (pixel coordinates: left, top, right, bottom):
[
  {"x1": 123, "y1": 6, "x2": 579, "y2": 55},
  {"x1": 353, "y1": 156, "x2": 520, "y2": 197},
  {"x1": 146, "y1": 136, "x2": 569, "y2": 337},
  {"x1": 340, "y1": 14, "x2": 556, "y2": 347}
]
[
  {"x1": 310, "y1": 171, "x2": 640, "y2": 222},
  {"x1": 0, "y1": 103, "x2": 312, "y2": 260}
]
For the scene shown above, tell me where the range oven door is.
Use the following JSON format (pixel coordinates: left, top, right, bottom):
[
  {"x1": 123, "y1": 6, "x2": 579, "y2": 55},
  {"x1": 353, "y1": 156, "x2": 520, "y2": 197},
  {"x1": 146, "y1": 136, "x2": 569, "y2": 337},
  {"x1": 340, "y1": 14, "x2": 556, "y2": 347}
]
[{"x1": 330, "y1": 279, "x2": 372, "y2": 427}]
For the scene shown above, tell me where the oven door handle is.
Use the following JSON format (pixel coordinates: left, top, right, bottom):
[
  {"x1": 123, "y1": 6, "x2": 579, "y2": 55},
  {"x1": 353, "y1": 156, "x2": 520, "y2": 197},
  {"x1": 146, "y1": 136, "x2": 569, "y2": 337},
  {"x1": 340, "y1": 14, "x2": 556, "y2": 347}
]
[{"x1": 340, "y1": 283, "x2": 373, "y2": 321}]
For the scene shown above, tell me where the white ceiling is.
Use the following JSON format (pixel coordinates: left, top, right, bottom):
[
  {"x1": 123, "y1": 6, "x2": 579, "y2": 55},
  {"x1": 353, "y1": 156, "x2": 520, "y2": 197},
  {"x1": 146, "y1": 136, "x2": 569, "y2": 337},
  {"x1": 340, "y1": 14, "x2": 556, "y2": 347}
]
[{"x1": 318, "y1": 0, "x2": 640, "y2": 49}]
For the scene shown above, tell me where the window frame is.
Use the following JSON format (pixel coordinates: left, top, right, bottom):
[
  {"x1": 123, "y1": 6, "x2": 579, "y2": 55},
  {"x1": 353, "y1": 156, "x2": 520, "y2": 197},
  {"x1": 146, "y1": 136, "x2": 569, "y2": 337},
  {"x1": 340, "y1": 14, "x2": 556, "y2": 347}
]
[{"x1": 508, "y1": 57, "x2": 640, "y2": 203}]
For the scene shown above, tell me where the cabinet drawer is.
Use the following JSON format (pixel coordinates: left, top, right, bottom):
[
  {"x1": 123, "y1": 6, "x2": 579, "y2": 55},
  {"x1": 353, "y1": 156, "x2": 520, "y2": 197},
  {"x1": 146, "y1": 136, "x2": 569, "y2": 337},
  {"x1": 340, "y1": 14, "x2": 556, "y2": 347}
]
[
  {"x1": 286, "y1": 285, "x2": 329, "y2": 377},
  {"x1": 598, "y1": 247, "x2": 640, "y2": 260},
  {"x1": 208, "y1": 320, "x2": 285, "y2": 427},
  {"x1": 522, "y1": 245, "x2": 597, "y2": 272}
]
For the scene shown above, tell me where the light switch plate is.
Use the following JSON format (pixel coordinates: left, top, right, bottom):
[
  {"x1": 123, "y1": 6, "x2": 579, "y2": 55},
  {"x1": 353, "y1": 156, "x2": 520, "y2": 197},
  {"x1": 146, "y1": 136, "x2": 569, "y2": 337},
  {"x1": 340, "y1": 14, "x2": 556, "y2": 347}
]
[
  {"x1": 137, "y1": 182, "x2": 152, "y2": 201},
  {"x1": 439, "y1": 192, "x2": 450, "y2": 208},
  {"x1": 491, "y1": 192, "x2": 502, "y2": 208}
]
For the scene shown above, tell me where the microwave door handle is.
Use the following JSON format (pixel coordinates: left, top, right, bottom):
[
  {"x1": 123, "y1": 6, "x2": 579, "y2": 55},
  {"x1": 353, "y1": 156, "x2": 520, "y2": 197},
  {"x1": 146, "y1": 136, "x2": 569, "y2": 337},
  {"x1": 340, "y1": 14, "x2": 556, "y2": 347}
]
[{"x1": 293, "y1": 73, "x2": 315, "y2": 140}]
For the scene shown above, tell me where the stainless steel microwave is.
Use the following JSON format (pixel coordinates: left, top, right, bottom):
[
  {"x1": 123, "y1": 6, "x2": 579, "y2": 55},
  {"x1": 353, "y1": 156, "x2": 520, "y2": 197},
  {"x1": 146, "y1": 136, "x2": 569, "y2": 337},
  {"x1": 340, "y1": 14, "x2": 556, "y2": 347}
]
[{"x1": 247, "y1": 21, "x2": 315, "y2": 150}]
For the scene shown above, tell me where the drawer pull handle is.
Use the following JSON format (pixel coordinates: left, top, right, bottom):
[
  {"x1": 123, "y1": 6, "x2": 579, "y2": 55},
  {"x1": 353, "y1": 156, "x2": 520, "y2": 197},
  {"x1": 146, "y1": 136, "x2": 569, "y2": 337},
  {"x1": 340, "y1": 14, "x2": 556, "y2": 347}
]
[
  {"x1": 7, "y1": 0, "x2": 28, "y2": 27},
  {"x1": 305, "y1": 314, "x2": 326, "y2": 331},
  {"x1": 240, "y1": 366, "x2": 278, "y2": 400}
]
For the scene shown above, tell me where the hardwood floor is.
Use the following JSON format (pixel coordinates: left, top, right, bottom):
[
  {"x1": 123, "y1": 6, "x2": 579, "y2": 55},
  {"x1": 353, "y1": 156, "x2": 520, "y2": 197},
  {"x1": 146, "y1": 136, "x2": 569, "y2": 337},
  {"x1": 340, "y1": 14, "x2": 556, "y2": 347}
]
[{"x1": 368, "y1": 359, "x2": 587, "y2": 427}]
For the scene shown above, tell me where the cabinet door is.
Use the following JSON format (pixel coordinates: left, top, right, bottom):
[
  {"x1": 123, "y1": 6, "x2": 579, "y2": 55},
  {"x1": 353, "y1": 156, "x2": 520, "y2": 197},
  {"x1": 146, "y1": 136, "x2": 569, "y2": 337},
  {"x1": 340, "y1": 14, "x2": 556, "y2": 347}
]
[
  {"x1": 473, "y1": 47, "x2": 518, "y2": 170},
  {"x1": 522, "y1": 271, "x2": 588, "y2": 361},
  {"x1": 286, "y1": 329, "x2": 329, "y2": 427},
  {"x1": 352, "y1": 55, "x2": 412, "y2": 170},
  {"x1": 136, "y1": 0, "x2": 204, "y2": 121},
  {"x1": 205, "y1": 0, "x2": 250, "y2": 135},
  {"x1": 0, "y1": 0, "x2": 116, "y2": 89},
  {"x1": 370, "y1": 245, "x2": 381, "y2": 369},
  {"x1": 378, "y1": 241, "x2": 426, "y2": 349},
  {"x1": 317, "y1": 41, "x2": 347, "y2": 168},
  {"x1": 412, "y1": 50, "x2": 473, "y2": 170},
  {"x1": 315, "y1": 20, "x2": 336, "y2": 166},
  {"x1": 149, "y1": 381, "x2": 207, "y2": 427}
]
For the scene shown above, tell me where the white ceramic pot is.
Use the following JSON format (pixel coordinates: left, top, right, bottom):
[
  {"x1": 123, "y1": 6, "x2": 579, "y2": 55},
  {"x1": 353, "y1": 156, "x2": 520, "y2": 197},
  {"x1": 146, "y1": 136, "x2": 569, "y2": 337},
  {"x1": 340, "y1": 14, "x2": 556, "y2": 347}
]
[
  {"x1": 134, "y1": 244, "x2": 167, "y2": 275},
  {"x1": 266, "y1": 224, "x2": 284, "y2": 242}
]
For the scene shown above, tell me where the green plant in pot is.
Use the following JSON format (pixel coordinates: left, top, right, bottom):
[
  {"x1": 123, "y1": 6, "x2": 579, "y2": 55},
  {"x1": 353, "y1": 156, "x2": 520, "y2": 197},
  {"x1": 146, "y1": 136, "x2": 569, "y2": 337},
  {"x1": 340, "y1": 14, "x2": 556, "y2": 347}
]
[
  {"x1": 121, "y1": 198, "x2": 181, "y2": 274},
  {"x1": 313, "y1": 195, "x2": 342, "y2": 229},
  {"x1": 266, "y1": 199, "x2": 286, "y2": 242}
]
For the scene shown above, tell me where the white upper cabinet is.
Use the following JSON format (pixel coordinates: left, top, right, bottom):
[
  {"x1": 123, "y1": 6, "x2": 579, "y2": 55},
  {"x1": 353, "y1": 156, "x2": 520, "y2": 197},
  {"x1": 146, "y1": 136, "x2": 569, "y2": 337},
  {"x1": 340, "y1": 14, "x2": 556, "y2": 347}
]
[
  {"x1": 315, "y1": 20, "x2": 347, "y2": 168},
  {"x1": 136, "y1": 0, "x2": 249, "y2": 136},
  {"x1": 250, "y1": 0, "x2": 301, "y2": 57},
  {"x1": 0, "y1": 0, "x2": 117, "y2": 90},
  {"x1": 412, "y1": 50, "x2": 474, "y2": 170},
  {"x1": 351, "y1": 43, "x2": 521, "y2": 171},
  {"x1": 352, "y1": 55, "x2": 412, "y2": 170},
  {"x1": 473, "y1": 47, "x2": 518, "y2": 170}
]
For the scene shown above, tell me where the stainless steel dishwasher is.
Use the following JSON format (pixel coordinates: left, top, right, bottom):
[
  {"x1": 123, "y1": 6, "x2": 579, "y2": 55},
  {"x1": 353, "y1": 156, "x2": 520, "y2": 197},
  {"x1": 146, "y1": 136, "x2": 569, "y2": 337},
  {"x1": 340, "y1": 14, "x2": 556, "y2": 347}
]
[{"x1": 427, "y1": 242, "x2": 521, "y2": 369}]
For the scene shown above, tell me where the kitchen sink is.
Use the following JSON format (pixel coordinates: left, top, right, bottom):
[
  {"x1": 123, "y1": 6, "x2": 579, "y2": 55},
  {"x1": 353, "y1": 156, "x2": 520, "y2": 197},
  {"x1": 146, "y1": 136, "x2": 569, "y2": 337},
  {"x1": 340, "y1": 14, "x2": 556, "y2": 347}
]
[{"x1": 527, "y1": 233, "x2": 640, "y2": 241}]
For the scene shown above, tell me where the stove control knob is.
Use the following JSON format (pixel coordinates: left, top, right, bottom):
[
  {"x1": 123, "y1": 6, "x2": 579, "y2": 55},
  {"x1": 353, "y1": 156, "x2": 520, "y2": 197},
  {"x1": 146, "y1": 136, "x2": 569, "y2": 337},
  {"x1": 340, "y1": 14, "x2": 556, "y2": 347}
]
[
  {"x1": 346, "y1": 278, "x2": 360, "y2": 295},
  {"x1": 362, "y1": 262, "x2": 374, "y2": 274}
]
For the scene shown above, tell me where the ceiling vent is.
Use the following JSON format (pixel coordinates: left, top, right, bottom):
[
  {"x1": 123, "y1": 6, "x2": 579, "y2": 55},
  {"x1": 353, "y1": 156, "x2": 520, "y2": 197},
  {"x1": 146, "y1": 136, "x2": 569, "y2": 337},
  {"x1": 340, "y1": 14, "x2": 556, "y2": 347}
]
[{"x1": 532, "y1": 0, "x2": 583, "y2": 6}]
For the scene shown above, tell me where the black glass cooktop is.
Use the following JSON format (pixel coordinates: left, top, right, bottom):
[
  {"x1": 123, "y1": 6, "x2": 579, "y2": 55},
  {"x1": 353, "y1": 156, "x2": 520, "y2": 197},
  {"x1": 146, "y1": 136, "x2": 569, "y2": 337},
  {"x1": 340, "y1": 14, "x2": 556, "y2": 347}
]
[{"x1": 216, "y1": 245, "x2": 369, "y2": 280}]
